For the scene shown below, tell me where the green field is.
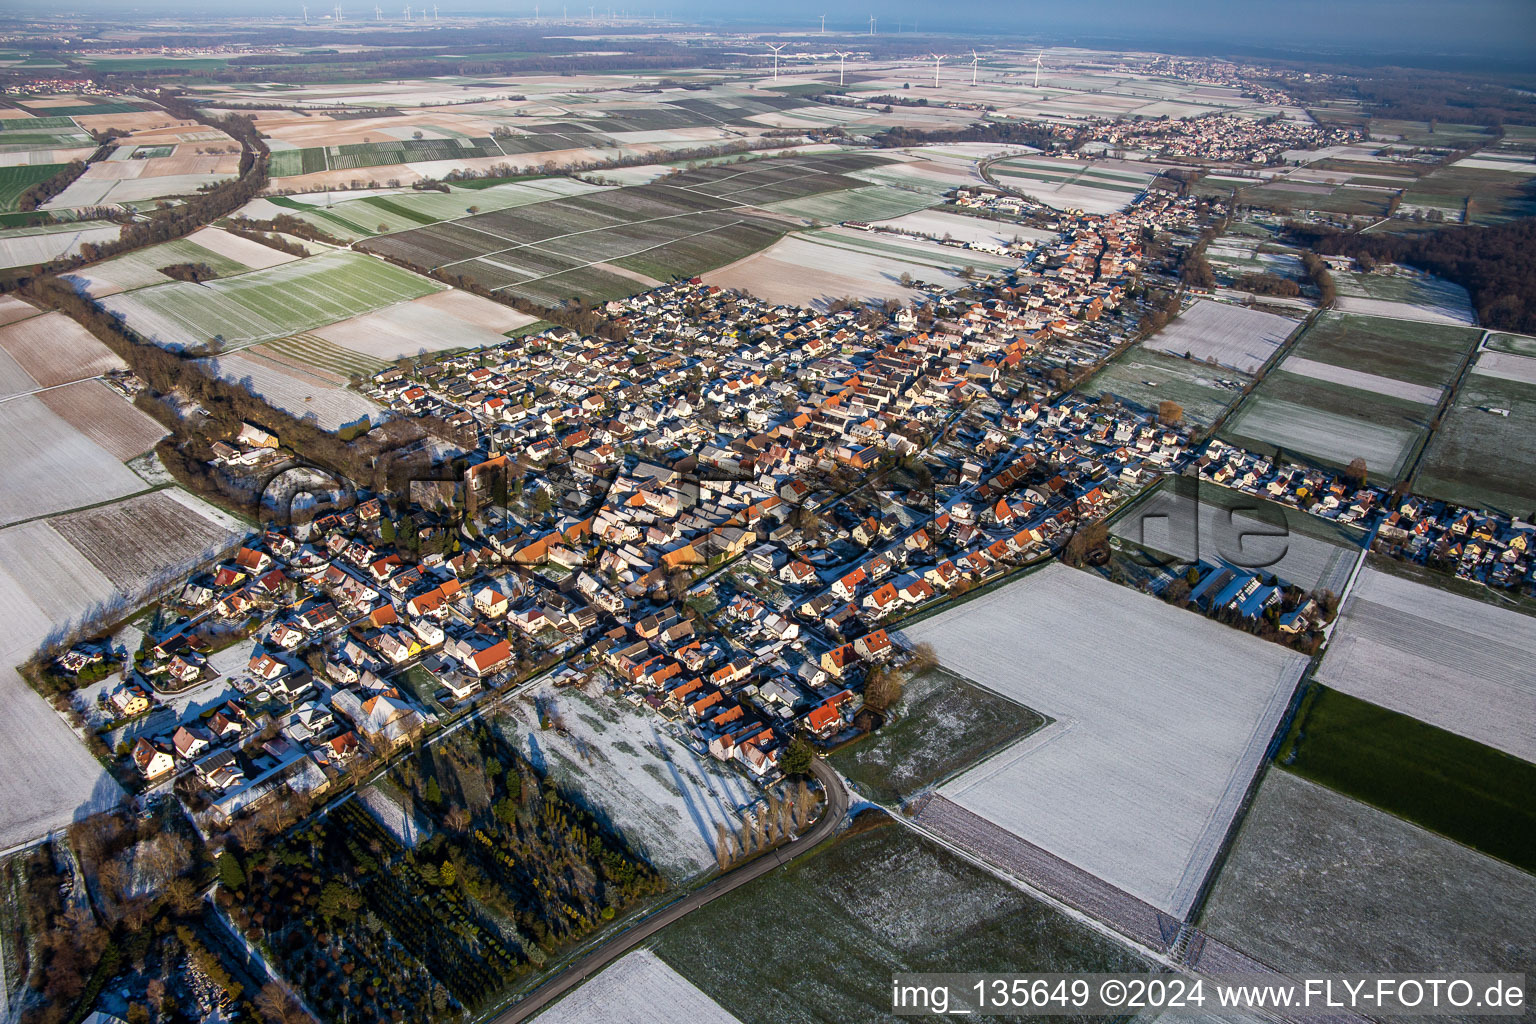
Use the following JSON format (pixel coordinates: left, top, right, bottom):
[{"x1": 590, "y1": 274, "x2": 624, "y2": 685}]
[
  {"x1": 1081, "y1": 346, "x2": 1249, "y2": 427},
  {"x1": 100, "y1": 250, "x2": 442, "y2": 350},
  {"x1": 262, "y1": 178, "x2": 604, "y2": 240},
  {"x1": 0, "y1": 163, "x2": 64, "y2": 212},
  {"x1": 1277, "y1": 685, "x2": 1536, "y2": 872},
  {"x1": 653, "y1": 818, "x2": 1147, "y2": 1023},
  {"x1": 763, "y1": 184, "x2": 940, "y2": 223},
  {"x1": 1287, "y1": 311, "x2": 1478, "y2": 389},
  {"x1": 1488, "y1": 333, "x2": 1536, "y2": 357},
  {"x1": 829, "y1": 667, "x2": 1045, "y2": 806},
  {"x1": 1414, "y1": 363, "x2": 1536, "y2": 515},
  {"x1": 267, "y1": 136, "x2": 511, "y2": 178}
]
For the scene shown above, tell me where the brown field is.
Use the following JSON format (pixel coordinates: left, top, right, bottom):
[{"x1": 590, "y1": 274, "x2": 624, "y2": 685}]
[
  {"x1": 72, "y1": 110, "x2": 184, "y2": 134},
  {"x1": 37, "y1": 379, "x2": 166, "y2": 461},
  {"x1": 0, "y1": 294, "x2": 41, "y2": 327},
  {"x1": 0, "y1": 311, "x2": 123, "y2": 387},
  {"x1": 49, "y1": 489, "x2": 240, "y2": 593}
]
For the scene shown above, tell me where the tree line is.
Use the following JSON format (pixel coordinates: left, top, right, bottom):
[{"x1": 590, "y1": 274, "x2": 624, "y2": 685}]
[{"x1": 1288, "y1": 218, "x2": 1536, "y2": 332}]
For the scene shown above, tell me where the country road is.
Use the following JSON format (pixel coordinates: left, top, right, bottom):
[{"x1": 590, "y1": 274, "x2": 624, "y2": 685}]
[{"x1": 487, "y1": 757, "x2": 850, "y2": 1024}]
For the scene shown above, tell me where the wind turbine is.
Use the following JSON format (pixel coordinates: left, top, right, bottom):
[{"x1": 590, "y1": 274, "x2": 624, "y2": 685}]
[
  {"x1": 833, "y1": 50, "x2": 850, "y2": 87},
  {"x1": 929, "y1": 52, "x2": 944, "y2": 89},
  {"x1": 766, "y1": 42, "x2": 786, "y2": 82},
  {"x1": 433, "y1": 2, "x2": 439, "y2": 17},
  {"x1": 403, "y1": 3, "x2": 410, "y2": 18},
  {"x1": 1034, "y1": 49, "x2": 1043, "y2": 89},
  {"x1": 301, "y1": 4, "x2": 309, "y2": 22},
  {"x1": 819, "y1": 13, "x2": 825, "y2": 31},
  {"x1": 333, "y1": 4, "x2": 343, "y2": 21},
  {"x1": 969, "y1": 49, "x2": 979, "y2": 86},
  {"x1": 374, "y1": 4, "x2": 381, "y2": 17},
  {"x1": 868, "y1": 14, "x2": 875, "y2": 34}
]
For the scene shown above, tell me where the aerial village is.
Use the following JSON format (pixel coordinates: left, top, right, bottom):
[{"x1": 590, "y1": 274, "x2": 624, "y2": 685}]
[{"x1": 38, "y1": 165, "x2": 1532, "y2": 844}]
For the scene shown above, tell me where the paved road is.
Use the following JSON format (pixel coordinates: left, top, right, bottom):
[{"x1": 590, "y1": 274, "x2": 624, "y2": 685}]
[{"x1": 488, "y1": 758, "x2": 849, "y2": 1024}]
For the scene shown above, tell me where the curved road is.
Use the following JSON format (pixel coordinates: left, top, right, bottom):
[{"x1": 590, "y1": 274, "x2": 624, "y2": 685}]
[{"x1": 489, "y1": 758, "x2": 849, "y2": 1024}]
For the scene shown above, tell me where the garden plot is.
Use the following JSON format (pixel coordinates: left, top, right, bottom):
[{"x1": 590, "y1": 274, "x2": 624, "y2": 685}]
[
  {"x1": 829, "y1": 666, "x2": 1045, "y2": 806},
  {"x1": 1414, "y1": 353, "x2": 1536, "y2": 512},
  {"x1": 1111, "y1": 479, "x2": 1362, "y2": 594},
  {"x1": 495, "y1": 681, "x2": 760, "y2": 881},
  {"x1": 536, "y1": 950, "x2": 743, "y2": 1024},
  {"x1": 898, "y1": 564, "x2": 1308, "y2": 918},
  {"x1": 1080, "y1": 347, "x2": 1248, "y2": 427},
  {"x1": 37, "y1": 379, "x2": 166, "y2": 461},
  {"x1": 314, "y1": 288, "x2": 538, "y2": 360},
  {"x1": 0, "y1": 221, "x2": 121, "y2": 271},
  {"x1": 1141, "y1": 300, "x2": 1297, "y2": 374},
  {"x1": 201, "y1": 352, "x2": 382, "y2": 431},
  {"x1": 1314, "y1": 565, "x2": 1536, "y2": 763},
  {"x1": 653, "y1": 821, "x2": 1147, "y2": 1024},
  {"x1": 0, "y1": 396, "x2": 146, "y2": 526},
  {"x1": 0, "y1": 311, "x2": 124, "y2": 387},
  {"x1": 1200, "y1": 771, "x2": 1536, "y2": 982},
  {"x1": 102, "y1": 250, "x2": 443, "y2": 350}
]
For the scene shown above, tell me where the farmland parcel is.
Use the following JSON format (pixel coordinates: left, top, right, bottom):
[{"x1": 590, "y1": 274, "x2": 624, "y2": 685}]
[
  {"x1": 1201, "y1": 771, "x2": 1536, "y2": 990},
  {"x1": 1313, "y1": 563, "x2": 1536, "y2": 763},
  {"x1": 535, "y1": 950, "x2": 743, "y2": 1024},
  {"x1": 652, "y1": 819, "x2": 1147, "y2": 1024},
  {"x1": 101, "y1": 250, "x2": 443, "y2": 350},
  {"x1": 1140, "y1": 299, "x2": 1297, "y2": 374},
  {"x1": 1414, "y1": 349, "x2": 1536, "y2": 514},
  {"x1": 899, "y1": 564, "x2": 1308, "y2": 917}
]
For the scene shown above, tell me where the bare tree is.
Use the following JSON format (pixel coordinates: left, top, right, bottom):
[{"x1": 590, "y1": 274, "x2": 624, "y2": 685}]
[{"x1": 257, "y1": 982, "x2": 309, "y2": 1024}]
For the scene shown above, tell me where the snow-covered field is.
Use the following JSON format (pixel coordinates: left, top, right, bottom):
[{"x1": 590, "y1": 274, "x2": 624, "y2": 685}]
[
  {"x1": 1142, "y1": 300, "x2": 1298, "y2": 374},
  {"x1": 0, "y1": 311, "x2": 124, "y2": 388},
  {"x1": 1334, "y1": 295, "x2": 1479, "y2": 326},
  {"x1": 898, "y1": 564, "x2": 1308, "y2": 917},
  {"x1": 871, "y1": 208, "x2": 1057, "y2": 248},
  {"x1": 534, "y1": 950, "x2": 743, "y2": 1024},
  {"x1": 1470, "y1": 349, "x2": 1536, "y2": 387},
  {"x1": 0, "y1": 222, "x2": 121, "y2": 271},
  {"x1": 1222, "y1": 396, "x2": 1419, "y2": 477},
  {"x1": 182, "y1": 226, "x2": 301, "y2": 270},
  {"x1": 0, "y1": 396, "x2": 146, "y2": 526},
  {"x1": 200, "y1": 351, "x2": 382, "y2": 431},
  {"x1": 314, "y1": 288, "x2": 537, "y2": 359},
  {"x1": 1203, "y1": 771, "x2": 1536, "y2": 977},
  {"x1": 1278, "y1": 358, "x2": 1443, "y2": 406},
  {"x1": 1315, "y1": 566, "x2": 1536, "y2": 762},
  {"x1": 496, "y1": 681, "x2": 761, "y2": 880}
]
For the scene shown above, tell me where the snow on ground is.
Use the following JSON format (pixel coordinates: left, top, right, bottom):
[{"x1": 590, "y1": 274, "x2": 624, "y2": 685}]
[
  {"x1": 1203, "y1": 771, "x2": 1536, "y2": 977},
  {"x1": 496, "y1": 681, "x2": 760, "y2": 880},
  {"x1": 0, "y1": 396, "x2": 146, "y2": 527},
  {"x1": 534, "y1": 949, "x2": 743, "y2": 1024},
  {"x1": 201, "y1": 352, "x2": 382, "y2": 431},
  {"x1": 872, "y1": 208, "x2": 1057, "y2": 247},
  {"x1": 1222, "y1": 396, "x2": 1419, "y2": 478},
  {"x1": 897, "y1": 564, "x2": 1307, "y2": 917},
  {"x1": 1279, "y1": 357, "x2": 1444, "y2": 406},
  {"x1": 314, "y1": 289, "x2": 537, "y2": 359},
  {"x1": 1470, "y1": 350, "x2": 1536, "y2": 387},
  {"x1": 356, "y1": 780, "x2": 434, "y2": 849},
  {"x1": 182, "y1": 226, "x2": 300, "y2": 270},
  {"x1": 0, "y1": 223, "x2": 122, "y2": 271},
  {"x1": 1142, "y1": 299, "x2": 1298, "y2": 374},
  {"x1": 0, "y1": 487, "x2": 240, "y2": 847},
  {"x1": 1334, "y1": 295, "x2": 1478, "y2": 326},
  {"x1": 1315, "y1": 566, "x2": 1536, "y2": 763},
  {"x1": 703, "y1": 233, "x2": 975, "y2": 309}
]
